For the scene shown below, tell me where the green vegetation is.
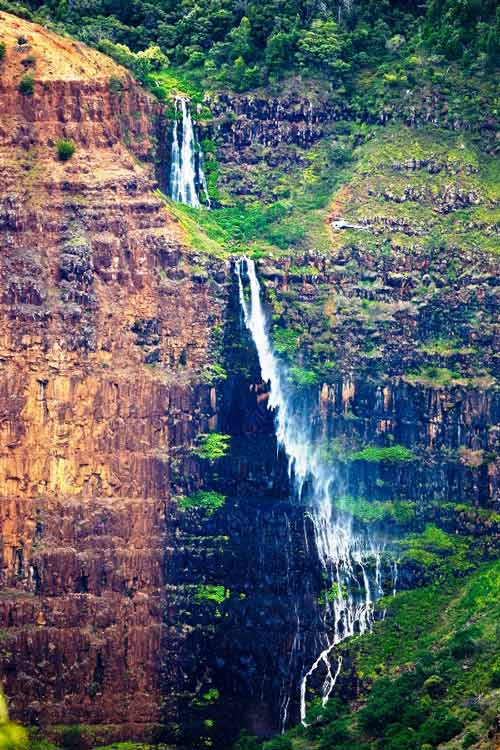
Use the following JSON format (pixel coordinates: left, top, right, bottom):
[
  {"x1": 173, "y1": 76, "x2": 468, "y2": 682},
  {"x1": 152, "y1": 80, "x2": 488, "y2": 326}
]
[
  {"x1": 405, "y1": 365, "x2": 465, "y2": 387},
  {"x1": 288, "y1": 366, "x2": 319, "y2": 389},
  {"x1": 195, "y1": 585, "x2": 229, "y2": 604},
  {"x1": 238, "y1": 561, "x2": 500, "y2": 750},
  {"x1": 56, "y1": 139, "x2": 76, "y2": 162},
  {"x1": 349, "y1": 445, "x2": 415, "y2": 463},
  {"x1": 0, "y1": 691, "x2": 28, "y2": 749},
  {"x1": 201, "y1": 362, "x2": 227, "y2": 384},
  {"x1": 60, "y1": 726, "x2": 87, "y2": 750},
  {"x1": 18, "y1": 0, "x2": 497, "y2": 95},
  {"x1": 96, "y1": 40, "x2": 167, "y2": 83},
  {"x1": 335, "y1": 496, "x2": 416, "y2": 525},
  {"x1": 108, "y1": 75, "x2": 124, "y2": 94},
  {"x1": 0, "y1": 41, "x2": 6, "y2": 61},
  {"x1": 18, "y1": 73, "x2": 34, "y2": 94},
  {"x1": 272, "y1": 328, "x2": 299, "y2": 358},
  {"x1": 397, "y1": 523, "x2": 475, "y2": 579},
  {"x1": 202, "y1": 688, "x2": 220, "y2": 703},
  {"x1": 191, "y1": 433, "x2": 230, "y2": 461},
  {"x1": 93, "y1": 744, "x2": 150, "y2": 750},
  {"x1": 176, "y1": 490, "x2": 226, "y2": 516},
  {"x1": 318, "y1": 582, "x2": 347, "y2": 605}
]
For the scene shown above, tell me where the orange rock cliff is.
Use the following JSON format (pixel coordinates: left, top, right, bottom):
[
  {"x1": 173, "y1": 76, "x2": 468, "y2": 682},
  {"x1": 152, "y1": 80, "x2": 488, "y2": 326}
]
[{"x1": 0, "y1": 11, "x2": 225, "y2": 742}]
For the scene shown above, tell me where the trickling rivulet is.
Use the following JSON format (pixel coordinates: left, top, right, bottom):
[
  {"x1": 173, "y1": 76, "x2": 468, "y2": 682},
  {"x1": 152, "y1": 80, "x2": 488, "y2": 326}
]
[
  {"x1": 236, "y1": 258, "x2": 397, "y2": 726},
  {"x1": 170, "y1": 97, "x2": 210, "y2": 208}
]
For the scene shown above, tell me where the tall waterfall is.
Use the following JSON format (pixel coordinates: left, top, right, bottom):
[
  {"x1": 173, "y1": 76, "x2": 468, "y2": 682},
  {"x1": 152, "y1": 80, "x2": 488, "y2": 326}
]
[
  {"x1": 169, "y1": 97, "x2": 209, "y2": 208},
  {"x1": 236, "y1": 258, "x2": 395, "y2": 726}
]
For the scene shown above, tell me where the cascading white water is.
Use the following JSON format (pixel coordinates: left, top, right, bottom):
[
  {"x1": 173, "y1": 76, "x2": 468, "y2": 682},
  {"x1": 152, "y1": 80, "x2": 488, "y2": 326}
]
[
  {"x1": 236, "y1": 257, "x2": 395, "y2": 726},
  {"x1": 169, "y1": 97, "x2": 209, "y2": 208}
]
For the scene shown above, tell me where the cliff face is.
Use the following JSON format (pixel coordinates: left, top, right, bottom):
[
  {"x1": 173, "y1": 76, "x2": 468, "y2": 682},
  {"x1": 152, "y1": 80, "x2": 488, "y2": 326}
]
[{"x1": 0, "y1": 11, "x2": 225, "y2": 743}]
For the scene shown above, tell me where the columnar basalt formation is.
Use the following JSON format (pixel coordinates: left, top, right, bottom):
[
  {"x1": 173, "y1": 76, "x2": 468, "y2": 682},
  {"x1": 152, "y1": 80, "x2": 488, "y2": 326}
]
[{"x1": 0, "y1": 11, "x2": 225, "y2": 742}]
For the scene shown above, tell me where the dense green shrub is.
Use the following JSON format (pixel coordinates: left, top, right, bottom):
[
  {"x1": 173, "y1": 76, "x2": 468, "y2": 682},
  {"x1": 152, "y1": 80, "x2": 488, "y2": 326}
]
[
  {"x1": 318, "y1": 718, "x2": 351, "y2": 749},
  {"x1": 233, "y1": 731, "x2": 260, "y2": 750},
  {"x1": 56, "y1": 139, "x2": 76, "y2": 161},
  {"x1": 417, "y1": 710, "x2": 463, "y2": 745},
  {"x1": 176, "y1": 490, "x2": 226, "y2": 515},
  {"x1": 462, "y1": 731, "x2": 480, "y2": 748},
  {"x1": 359, "y1": 675, "x2": 417, "y2": 733},
  {"x1": 288, "y1": 366, "x2": 319, "y2": 389},
  {"x1": 384, "y1": 725, "x2": 419, "y2": 750},
  {"x1": 0, "y1": 691, "x2": 28, "y2": 749},
  {"x1": 490, "y1": 668, "x2": 500, "y2": 688},
  {"x1": 449, "y1": 629, "x2": 478, "y2": 659},
  {"x1": 262, "y1": 736, "x2": 292, "y2": 750},
  {"x1": 350, "y1": 445, "x2": 415, "y2": 463},
  {"x1": 272, "y1": 327, "x2": 299, "y2": 358},
  {"x1": 191, "y1": 433, "x2": 230, "y2": 460},
  {"x1": 18, "y1": 74, "x2": 33, "y2": 94},
  {"x1": 423, "y1": 674, "x2": 446, "y2": 697},
  {"x1": 60, "y1": 726, "x2": 87, "y2": 750},
  {"x1": 0, "y1": 41, "x2": 6, "y2": 61}
]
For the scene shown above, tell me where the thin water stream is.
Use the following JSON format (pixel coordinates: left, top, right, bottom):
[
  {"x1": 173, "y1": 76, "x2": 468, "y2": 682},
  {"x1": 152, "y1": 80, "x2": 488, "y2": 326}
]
[{"x1": 236, "y1": 257, "x2": 397, "y2": 726}]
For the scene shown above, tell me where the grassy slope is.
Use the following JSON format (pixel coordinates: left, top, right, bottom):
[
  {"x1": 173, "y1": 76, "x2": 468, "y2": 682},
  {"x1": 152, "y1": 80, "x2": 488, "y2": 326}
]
[{"x1": 284, "y1": 560, "x2": 500, "y2": 750}]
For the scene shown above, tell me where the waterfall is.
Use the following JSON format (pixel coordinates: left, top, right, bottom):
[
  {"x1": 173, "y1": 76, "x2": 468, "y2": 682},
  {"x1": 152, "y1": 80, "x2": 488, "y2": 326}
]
[
  {"x1": 236, "y1": 258, "x2": 395, "y2": 726},
  {"x1": 169, "y1": 97, "x2": 209, "y2": 208}
]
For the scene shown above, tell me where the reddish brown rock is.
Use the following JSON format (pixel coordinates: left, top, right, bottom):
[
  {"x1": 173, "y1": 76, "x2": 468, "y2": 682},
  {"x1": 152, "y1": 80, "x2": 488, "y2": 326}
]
[{"x1": 0, "y1": 11, "x2": 225, "y2": 741}]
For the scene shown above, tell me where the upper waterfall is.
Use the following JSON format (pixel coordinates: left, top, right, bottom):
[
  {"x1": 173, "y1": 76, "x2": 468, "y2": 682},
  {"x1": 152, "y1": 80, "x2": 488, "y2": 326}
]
[
  {"x1": 169, "y1": 97, "x2": 209, "y2": 208},
  {"x1": 236, "y1": 257, "x2": 395, "y2": 726}
]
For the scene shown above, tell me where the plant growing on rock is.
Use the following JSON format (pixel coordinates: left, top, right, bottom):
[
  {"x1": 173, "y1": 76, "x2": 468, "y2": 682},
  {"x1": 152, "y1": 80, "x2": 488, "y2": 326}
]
[
  {"x1": 56, "y1": 139, "x2": 76, "y2": 161},
  {"x1": 349, "y1": 445, "x2": 415, "y2": 463},
  {"x1": 108, "y1": 75, "x2": 124, "y2": 94},
  {"x1": 0, "y1": 691, "x2": 28, "y2": 749},
  {"x1": 18, "y1": 74, "x2": 34, "y2": 95},
  {"x1": 0, "y1": 42, "x2": 6, "y2": 61},
  {"x1": 176, "y1": 490, "x2": 226, "y2": 516},
  {"x1": 192, "y1": 433, "x2": 230, "y2": 461},
  {"x1": 195, "y1": 585, "x2": 228, "y2": 604}
]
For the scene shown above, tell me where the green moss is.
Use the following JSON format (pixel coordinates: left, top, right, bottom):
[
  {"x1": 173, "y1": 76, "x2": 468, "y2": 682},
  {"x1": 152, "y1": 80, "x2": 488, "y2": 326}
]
[
  {"x1": 418, "y1": 339, "x2": 475, "y2": 357},
  {"x1": 349, "y1": 445, "x2": 415, "y2": 463},
  {"x1": 200, "y1": 363, "x2": 227, "y2": 384},
  {"x1": 195, "y1": 586, "x2": 229, "y2": 604},
  {"x1": 202, "y1": 688, "x2": 220, "y2": 703},
  {"x1": 191, "y1": 433, "x2": 230, "y2": 461},
  {"x1": 176, "y1": 491, "x2": 226, "y2": 516},
  {"x1": 288, "y1": 366, "x2": 319, "y2": 389},
  {"x1": 335, "y1": 496, "x2": 416, "y2": 524},
  {"x1": 405, "y1": 366, "x2": 465, "y2": 387},
  {"x1": 272, "y1": 327, "x2": 300, "y2": 358}
]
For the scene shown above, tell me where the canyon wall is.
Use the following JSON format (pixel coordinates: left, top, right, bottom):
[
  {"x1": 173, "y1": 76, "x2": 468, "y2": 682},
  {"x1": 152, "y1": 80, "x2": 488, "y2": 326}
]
[{"x1": 0, "y1": 12, "x2": 226, "y2": 744}]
